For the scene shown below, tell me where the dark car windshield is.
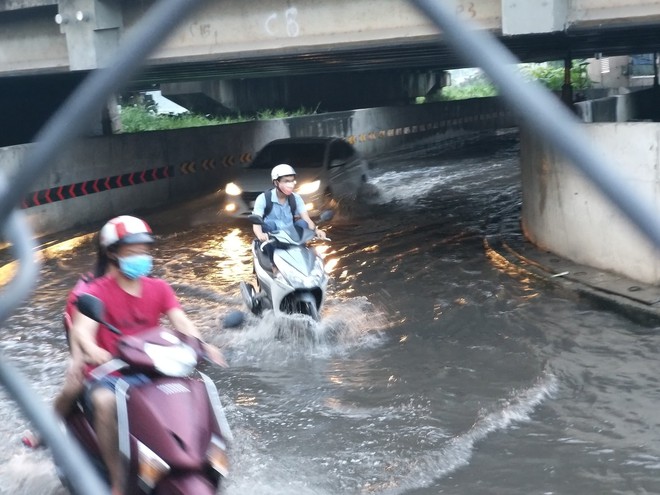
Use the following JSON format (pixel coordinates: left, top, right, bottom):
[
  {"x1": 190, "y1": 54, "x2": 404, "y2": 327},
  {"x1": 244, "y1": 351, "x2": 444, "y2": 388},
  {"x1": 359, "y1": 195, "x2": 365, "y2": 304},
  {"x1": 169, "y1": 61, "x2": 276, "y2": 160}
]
[{"x1": 250, "y1": 142, "x2": 327, "y2": 169}]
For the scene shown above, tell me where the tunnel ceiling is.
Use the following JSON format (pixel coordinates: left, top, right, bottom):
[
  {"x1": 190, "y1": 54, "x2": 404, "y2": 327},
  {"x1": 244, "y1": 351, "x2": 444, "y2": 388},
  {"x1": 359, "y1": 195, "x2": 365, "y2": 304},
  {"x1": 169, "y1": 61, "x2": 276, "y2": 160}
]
[{"x1": 128, "y1": 25, "x2": 660, "y2": 86}]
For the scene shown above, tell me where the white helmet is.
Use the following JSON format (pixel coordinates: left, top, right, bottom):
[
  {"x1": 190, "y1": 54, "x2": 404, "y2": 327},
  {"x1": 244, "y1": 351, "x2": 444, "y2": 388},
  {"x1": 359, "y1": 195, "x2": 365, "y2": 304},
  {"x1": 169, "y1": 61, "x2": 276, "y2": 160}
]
[
  {"x1": 99, "y1": 215, "x2": 154, "y2": 251},
  {"x1": 271, "y1": 164, "x2": 296, "y2": 181}
]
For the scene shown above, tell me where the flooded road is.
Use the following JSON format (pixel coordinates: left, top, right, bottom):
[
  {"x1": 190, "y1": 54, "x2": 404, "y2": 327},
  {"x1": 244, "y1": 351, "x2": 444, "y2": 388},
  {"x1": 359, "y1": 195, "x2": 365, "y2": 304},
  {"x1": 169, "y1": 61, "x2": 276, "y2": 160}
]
[{"x1": 2, "y1": 132, "x2": 660, "y2": 494}]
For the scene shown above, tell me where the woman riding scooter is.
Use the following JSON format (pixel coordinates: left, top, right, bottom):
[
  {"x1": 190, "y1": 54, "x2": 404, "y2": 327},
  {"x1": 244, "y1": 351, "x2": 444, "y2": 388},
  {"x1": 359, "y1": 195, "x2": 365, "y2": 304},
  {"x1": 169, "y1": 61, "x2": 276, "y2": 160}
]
[{"x1": 70, "y1": 215, "x2": 226, "y2": 495}]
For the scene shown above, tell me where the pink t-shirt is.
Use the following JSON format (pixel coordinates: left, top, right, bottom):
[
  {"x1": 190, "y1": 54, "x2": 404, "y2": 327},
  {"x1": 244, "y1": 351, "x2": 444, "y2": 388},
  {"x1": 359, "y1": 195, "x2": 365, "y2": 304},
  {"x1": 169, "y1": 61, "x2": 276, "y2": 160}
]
[
  {"x1": 83, "y1": 274, "x2": 181, "y2": 356},
  {"x1": 64, "y1": 275, "x2": 94, "y2": 333}
]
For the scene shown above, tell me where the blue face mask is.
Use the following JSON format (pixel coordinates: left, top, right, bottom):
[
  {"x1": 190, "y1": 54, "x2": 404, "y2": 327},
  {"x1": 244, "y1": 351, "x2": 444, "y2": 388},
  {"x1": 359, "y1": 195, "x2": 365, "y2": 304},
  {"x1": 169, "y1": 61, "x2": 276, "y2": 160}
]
[{"x1": 118, "y1": 254, "x2": 153, "y2": 280}]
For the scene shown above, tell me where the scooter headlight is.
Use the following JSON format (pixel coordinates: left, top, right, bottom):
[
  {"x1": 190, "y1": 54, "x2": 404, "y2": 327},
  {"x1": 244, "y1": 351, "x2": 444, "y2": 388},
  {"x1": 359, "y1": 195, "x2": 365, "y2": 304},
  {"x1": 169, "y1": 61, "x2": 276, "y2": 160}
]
[
  {"x1": 137, "y1": 441, "x2": 170, "y2": 491},
  {"x1": 275, "y1": 259, "x2": 326, "y2": 288},
  {"x1": 225, "y1": 182, "x2": 242, "y2": 196},
  {"x1": 297, "y1": 180, "x2": 320, "y2": 195},
  {"x1": 207, "y1": 435, "x2": 230, "y2": 477},
  {"x1": 144, "y1": 340, "x2": 197, "y2": 377}
]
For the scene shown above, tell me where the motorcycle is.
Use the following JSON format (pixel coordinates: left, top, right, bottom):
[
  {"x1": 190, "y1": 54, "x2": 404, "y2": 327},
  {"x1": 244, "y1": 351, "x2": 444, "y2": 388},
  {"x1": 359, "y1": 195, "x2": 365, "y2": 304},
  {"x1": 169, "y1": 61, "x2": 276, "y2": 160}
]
[
  {"x1": 61, "y1": 294, "x2": 232, "y2": 495},
  {"x1": 240, "y1": 211, "x2": 333, "y2": 321}
]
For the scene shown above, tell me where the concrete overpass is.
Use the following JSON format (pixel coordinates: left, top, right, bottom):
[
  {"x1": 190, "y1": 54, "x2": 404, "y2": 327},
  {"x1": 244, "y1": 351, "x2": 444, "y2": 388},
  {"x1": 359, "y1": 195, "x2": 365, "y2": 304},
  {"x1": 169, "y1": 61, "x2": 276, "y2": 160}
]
[
  {"x1": 1, "y1": 0, "x2": 659, "y2": 146},
  {"x1": 2, "y1": 0, "x2": 660, "y2": 78}
]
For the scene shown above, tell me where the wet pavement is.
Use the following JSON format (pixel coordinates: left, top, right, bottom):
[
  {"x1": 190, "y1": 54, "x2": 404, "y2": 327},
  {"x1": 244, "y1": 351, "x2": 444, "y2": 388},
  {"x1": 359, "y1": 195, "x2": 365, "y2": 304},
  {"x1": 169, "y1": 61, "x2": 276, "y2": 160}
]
[
  {"x1": 486, "y1": 234, "x2": 660, "y2": 327},
  {"x1": 5, "y1": 133, "x2": 660, "y2": 494}
]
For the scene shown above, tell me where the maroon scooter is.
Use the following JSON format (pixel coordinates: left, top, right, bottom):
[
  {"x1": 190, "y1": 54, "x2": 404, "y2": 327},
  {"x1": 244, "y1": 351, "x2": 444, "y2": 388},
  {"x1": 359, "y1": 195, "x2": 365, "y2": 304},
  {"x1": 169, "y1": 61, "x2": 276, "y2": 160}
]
[{"x1": 61, "y1": 294, "x2": 232, "y2": 495}]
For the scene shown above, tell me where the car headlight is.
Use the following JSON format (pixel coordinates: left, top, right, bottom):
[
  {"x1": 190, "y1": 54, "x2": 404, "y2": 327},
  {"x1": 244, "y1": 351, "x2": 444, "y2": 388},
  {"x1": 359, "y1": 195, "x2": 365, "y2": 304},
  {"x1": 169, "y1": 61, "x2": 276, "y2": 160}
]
[
  {"x1": 297, "y1": 180, "x2": 320, "y2": 195},
  {"x1": 225, "y1": 182, "x2": 242, "y2": 196}
]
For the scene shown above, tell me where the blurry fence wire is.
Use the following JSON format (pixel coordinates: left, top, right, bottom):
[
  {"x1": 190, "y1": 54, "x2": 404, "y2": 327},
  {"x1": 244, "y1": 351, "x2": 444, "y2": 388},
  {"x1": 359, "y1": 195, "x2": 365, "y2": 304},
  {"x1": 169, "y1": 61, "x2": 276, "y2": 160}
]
[
  {"x1": 0, "y1": 0, "x2": 659, "y2": 493},
  {"x1": 0, "y1": 1, "x2": 206, "y2": 493}
]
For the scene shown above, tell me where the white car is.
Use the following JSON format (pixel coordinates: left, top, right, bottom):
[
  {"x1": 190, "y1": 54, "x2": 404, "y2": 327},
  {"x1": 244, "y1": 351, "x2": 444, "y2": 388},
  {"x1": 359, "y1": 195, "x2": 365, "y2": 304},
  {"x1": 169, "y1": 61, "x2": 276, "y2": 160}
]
[{"x1": 222, "y1": 137, "x2": 370, "y2": 218}]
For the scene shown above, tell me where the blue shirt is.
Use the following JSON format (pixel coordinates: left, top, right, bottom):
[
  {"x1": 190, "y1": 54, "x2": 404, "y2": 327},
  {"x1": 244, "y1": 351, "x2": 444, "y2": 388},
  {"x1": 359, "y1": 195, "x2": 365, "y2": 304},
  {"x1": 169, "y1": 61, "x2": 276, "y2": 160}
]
[{"x1": 252, "y1": 189, "x2": 306, "y2": 231}]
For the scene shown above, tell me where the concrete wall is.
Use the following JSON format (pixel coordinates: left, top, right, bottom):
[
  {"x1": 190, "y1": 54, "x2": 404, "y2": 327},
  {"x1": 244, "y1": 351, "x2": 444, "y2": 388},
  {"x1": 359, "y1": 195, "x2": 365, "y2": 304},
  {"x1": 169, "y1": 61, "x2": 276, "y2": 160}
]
[
  {"x1": 575, "y1": 87, "x2": 660, "y2": 123},
  {"x1": 575, "y1": 89, "x2": 635, "y2": 123},
  {"x1": 1, "y1": 97, "x2": 514, "y2": 237},
  {"x1": 520, "y1": 123, "x2": 660, "y2": 284}
]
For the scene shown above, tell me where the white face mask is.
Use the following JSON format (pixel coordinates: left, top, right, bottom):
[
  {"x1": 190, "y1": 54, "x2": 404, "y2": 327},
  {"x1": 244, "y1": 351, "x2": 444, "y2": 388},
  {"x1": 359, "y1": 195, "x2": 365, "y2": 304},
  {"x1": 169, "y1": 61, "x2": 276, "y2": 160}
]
[{"x1": 278, "y1": 178, "x2": 296, "y2": 195}]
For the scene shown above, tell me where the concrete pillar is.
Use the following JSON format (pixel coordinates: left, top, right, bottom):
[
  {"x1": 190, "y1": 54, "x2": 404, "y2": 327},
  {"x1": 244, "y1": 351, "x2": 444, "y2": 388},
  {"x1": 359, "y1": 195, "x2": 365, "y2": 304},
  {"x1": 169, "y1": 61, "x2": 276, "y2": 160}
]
[
  {"x1": 54, "y1": 0, "x2": 123, "y2": 136},
  {"x1": 520, "y1": 123, "x2": 660, "y2": 285},
  {"x1": 502, "y1": 0, "x2": 568, "y2": 35},
  {"x1": 56, "y1": 0, "x2": 123, "y2": 70}
]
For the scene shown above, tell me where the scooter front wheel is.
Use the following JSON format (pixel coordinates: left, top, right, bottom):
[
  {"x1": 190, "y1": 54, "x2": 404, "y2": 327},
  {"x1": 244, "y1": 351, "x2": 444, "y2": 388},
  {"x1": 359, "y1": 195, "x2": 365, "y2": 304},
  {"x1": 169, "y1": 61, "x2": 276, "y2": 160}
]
[
  {"x1": 286, "y1": 293, "x2": 320, "y2": 321},
  {"x1": 301, "y1": 301, "x2": 319, "y2": 321},
  {"x1": 240, "y1": 281, "x2": 262, "y2": 316}
]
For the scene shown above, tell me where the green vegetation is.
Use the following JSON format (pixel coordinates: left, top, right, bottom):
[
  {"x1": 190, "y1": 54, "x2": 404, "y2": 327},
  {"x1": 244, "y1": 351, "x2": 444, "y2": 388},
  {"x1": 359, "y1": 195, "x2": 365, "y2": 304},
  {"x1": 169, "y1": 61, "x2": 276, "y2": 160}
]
[
  {"x1": 121, "y1": 60, "x2": 594, "y2": 130},
  {"x1": 422, "y1": 60, "x2": 592, "y2": 102},
  {"x1": 119, "y1": 106, "x2": 239, "y2": 132},
  {"x1": 254, "y1": 107, "x2": 314, "y2": 120},
  {"x1": 437, "y1": 80, "x2": 498, "y2": 101},
  {"x1": 520, "y1": 60, "x2": 592, "y2": 91},
  {"x1": 119, "y1": 97, "x2": 315, "y2": 133}
]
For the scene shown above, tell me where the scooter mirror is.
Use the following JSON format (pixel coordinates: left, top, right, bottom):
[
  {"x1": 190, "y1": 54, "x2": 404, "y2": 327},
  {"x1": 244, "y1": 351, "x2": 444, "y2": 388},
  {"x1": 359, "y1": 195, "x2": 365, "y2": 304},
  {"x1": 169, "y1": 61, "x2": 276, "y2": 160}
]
[
  {"x1": 248, "y1": 214, "x2": 264, "y2": 225},
  {"x1": 76, "y1": 294, "x2": 123, "y2": 335},
  {"x1": 77, "y1": 294, "x2": 104, "y2": 322}
]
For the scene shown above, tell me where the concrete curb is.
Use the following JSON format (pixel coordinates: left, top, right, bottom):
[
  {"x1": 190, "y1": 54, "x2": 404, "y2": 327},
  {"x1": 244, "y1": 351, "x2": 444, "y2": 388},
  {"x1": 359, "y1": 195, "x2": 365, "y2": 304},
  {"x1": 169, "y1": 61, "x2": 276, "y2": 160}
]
[{"x1": 485, "y1": 235, "x2": 660, "y2": 327}]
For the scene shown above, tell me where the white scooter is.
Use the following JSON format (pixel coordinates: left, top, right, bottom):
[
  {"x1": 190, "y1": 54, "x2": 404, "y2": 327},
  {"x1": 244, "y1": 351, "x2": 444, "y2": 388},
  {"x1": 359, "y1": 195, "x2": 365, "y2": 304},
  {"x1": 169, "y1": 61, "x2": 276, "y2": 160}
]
[{"x1": 240, "y1": 211, "x2": 333, "y2": 321}]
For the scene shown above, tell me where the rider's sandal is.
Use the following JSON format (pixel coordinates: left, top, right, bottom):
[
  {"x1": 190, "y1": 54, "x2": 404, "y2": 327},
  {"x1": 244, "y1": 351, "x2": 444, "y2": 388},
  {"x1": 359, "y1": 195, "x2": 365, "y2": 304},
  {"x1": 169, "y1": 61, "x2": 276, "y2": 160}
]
[{"x1": 21, "y1": 429, "x2": 44, "y2": 449}]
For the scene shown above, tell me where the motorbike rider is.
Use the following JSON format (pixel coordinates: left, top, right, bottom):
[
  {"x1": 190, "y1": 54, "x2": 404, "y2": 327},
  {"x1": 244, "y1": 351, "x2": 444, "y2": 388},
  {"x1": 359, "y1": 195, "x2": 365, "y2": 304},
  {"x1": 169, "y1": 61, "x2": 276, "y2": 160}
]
[
  {"x1": 69, "y1": 215, "x2": 226, "y2": 495},
  {"x1": 252, "y1": 163, "x2": 327, "y2": 244}
]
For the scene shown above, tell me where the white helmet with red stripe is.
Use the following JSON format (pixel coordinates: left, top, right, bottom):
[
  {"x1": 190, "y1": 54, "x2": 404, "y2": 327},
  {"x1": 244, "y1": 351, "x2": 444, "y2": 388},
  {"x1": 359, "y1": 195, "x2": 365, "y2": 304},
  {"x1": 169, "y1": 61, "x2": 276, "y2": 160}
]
[{"x1": 99, "y1": 215, "x2": 154, "y2": 251}]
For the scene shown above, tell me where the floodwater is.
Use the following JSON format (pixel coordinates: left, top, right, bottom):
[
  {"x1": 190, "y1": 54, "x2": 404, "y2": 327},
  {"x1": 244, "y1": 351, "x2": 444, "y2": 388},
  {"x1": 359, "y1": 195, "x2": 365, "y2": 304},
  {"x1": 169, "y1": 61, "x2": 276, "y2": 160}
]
[{"x1": 2, "y1": 132, "x2": 660, "y2": 494}]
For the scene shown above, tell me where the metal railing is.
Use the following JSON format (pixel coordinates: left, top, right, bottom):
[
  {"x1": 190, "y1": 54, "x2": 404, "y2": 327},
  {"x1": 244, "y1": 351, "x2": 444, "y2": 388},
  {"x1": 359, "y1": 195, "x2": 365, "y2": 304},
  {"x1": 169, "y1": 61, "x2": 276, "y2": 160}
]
[{"x1": 1, "y1": 0, "x2": 659, "y2": 493}]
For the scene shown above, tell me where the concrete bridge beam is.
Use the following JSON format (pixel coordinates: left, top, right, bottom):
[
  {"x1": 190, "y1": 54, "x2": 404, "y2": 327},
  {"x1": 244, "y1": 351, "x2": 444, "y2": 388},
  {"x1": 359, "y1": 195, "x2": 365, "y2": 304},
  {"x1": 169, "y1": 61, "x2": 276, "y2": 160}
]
[
  {"x1": 2, "y1": 0, "x2": 660, "y2": 77},
  {"x1": 161, "y1": 70, "x2": 450, "y2": 115},
  {"x1": 502, "y1": 0, "x2": 569, "y2": 35}
]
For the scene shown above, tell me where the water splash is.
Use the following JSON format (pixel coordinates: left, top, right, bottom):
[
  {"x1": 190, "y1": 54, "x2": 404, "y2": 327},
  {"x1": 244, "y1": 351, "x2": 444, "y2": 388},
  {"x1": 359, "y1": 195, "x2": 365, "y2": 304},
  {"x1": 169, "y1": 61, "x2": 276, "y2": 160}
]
[
  {"x1": 0, "y1": 453, "x2": 66, "y2": 495},
  {"x1": 217, "y1": 296, "x2": 389, "y2": 365}
]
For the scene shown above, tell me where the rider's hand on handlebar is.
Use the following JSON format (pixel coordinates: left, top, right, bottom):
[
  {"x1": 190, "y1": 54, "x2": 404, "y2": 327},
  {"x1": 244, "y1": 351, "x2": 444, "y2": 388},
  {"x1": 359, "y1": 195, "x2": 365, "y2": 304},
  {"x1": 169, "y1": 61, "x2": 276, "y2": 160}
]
[
  {"x1": 315, "y1": 228, "x2": 327, "y2": 240},
  {"x1": 83, "y1": 345, "x2": 113, "y2": 366},
  {"x1": 257, "y1": 232, "x2": 269, "y2": 243}
]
